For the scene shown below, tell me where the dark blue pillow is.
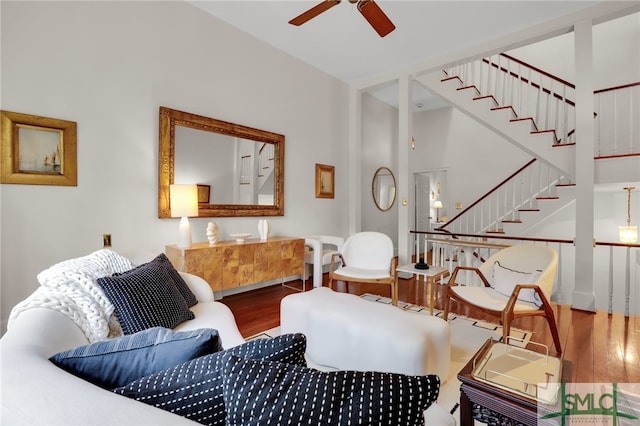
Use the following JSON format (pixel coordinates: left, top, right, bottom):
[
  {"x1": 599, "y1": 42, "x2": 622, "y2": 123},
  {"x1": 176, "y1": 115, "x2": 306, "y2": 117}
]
[
  {"x1": 50, "y1": 327, "x2": 222, "y2": 389},
  {"x1": 122, "y1": 253, "x2": 198, "y2": 307},
  {"x1": 221, "y1": 354, "x2": 440, "y2": 426},
  {"x1": 112, "y1": 333, "x2": 307, "y2": 426},
  {"x1": 98, "y1": 258, "x2": 195, "y2": 334}
]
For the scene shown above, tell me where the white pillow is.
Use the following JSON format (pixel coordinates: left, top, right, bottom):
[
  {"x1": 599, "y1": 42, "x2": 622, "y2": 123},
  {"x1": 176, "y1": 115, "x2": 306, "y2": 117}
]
[{"x1": 491, "y1": 261, "x2": 542, "y2": 306}]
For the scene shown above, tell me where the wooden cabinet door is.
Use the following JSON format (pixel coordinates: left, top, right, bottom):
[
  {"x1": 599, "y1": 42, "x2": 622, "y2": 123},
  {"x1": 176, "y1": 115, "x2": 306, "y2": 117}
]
[
  {"x1": 280, "y1": 239, "x2": 305, "y2": 277},
  {"x1": 254, "y1": 241, "x2": 281, "y2": 282},
  {"x1": 222, "y1": 244, "x2": 255, "y2": 288}
]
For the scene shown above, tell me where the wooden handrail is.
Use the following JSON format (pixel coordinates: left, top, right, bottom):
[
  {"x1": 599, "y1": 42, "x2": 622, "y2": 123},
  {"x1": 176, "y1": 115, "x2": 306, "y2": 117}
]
[
  {"x1": 595, "y1": 152, "x2": 640, "y2": 160},
  {"x1": 443, "y1": 159, "x2": 537, "y2": 227},
  {"x1": 411, "y1": 230, "x2": 640, "y2": 249},
  {"x1": 483, "y1": 57, "x2": 575, "y2": 107},
  {"x1": 414, "y1": 230, "x2": 573, "y2": 245},
  {"x1": 594, "y1": 81, "x2": 640, "y2": 94},
  {"x1": 500, "y1": 53, "x2": 575, "y2": 89}
]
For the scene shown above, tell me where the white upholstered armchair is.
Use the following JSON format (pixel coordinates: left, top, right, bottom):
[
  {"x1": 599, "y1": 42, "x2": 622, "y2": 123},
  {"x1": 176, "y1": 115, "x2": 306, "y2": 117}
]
[
  {"x1": 304, "y1": 236, "x2": 345, "y2": 289},
  {"x1": 329, "y1": 232, "x2": 398, "y2": 305},
  {"x1": 443, "y1": 244, "x2": 562, "y2": 353}
]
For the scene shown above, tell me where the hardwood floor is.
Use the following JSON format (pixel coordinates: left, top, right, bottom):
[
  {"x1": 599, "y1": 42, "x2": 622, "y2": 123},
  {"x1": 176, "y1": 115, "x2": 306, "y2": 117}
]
[{"x1": 220, "y1": 274, "x2": 640, "y2": 384}]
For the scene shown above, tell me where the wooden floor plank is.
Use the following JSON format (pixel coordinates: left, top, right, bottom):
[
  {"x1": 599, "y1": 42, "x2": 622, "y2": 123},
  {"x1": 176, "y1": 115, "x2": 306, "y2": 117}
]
[{"x1": 220, "y1": 274, "x2": 640, "y2": 384}]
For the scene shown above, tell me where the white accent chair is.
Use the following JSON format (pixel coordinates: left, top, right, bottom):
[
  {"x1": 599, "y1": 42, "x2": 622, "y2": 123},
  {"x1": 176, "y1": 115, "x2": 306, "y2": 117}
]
[
  {"x1": 303, "y1": 235, "x2": 344, "y2": 289},
  {"x1": 329, "y1": 231, "x2": 398, "y2": 305},
  {"x1": 443, "y1": 244, "x2": 562, "y2": 353}
]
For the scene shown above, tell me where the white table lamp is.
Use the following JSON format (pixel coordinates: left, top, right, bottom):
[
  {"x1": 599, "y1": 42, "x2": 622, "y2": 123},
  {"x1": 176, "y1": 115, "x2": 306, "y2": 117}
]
[
  {"x1": 433, "y1": 200, "x2": 443, "y2": 223},
  {"x1": 170, "y1": 184, "x2": 198, "y2": 248}
]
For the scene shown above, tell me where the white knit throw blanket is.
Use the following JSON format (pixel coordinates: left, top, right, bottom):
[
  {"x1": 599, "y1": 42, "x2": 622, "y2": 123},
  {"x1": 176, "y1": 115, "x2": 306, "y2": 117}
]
[{"x1": 8, "y1": 249, "x2": 134, "y2": 342}]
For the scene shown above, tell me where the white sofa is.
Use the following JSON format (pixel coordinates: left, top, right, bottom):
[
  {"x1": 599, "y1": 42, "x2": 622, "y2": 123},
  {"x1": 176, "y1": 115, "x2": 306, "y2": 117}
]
[
  {"x1": 2, "y1": 254, "x2": 455, "y2": 426},
  {"x1": 0, "y1": 272, "x2": 246, "y2": 426}
]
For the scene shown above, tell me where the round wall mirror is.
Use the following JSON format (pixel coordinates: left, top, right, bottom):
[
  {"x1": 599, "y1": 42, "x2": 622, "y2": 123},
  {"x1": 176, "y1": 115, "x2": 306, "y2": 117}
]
[{"x1": 372, "y1": 167, "x2": 397, "y2": 211}]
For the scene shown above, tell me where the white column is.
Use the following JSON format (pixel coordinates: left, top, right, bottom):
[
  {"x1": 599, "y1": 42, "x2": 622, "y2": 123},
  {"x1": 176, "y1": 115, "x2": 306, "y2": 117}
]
[
  {"x1": 348, "y1": 86, "x2": 362, "y2": 236},
  {"x1": 572, "y1": 19, "x2": 596, "y2": 312},
  {"x1": 397, "y1": 74, "x2": 412, "y2": 267}
]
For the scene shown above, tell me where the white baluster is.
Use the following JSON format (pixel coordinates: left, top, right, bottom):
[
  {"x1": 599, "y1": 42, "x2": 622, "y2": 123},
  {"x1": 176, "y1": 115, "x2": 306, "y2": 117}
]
[
  {"x1": 555, "y1": 243, "x2": 563, "y2": 303},
  {"x1": 545, "y1": 81, "x2": 551, "y2": 130},
  {"x1": 608, "y1": 246, "x2": 614, "y2": 315},
  {"x1": 625, "y1": 246, "x2": 631, "y2": 317},
  {"x1": 613, "y1": 91, "x2": 618, "y2": 154}
]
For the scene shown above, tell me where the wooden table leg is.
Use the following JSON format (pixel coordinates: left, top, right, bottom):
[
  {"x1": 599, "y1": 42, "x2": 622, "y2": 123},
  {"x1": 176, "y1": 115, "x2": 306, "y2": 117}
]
[
  {"x1": 459, "y1": 388, "x2": 473, "y2": 426},
  {"x1": 427, "y1": 276, "x2": 434, "y2": 315}
]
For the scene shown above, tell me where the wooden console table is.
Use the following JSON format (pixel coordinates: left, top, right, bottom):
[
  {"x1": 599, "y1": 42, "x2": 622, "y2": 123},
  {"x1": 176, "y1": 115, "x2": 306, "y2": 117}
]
[{"x1": 166, "y1": 237, "x2": 304, "y2": 294}]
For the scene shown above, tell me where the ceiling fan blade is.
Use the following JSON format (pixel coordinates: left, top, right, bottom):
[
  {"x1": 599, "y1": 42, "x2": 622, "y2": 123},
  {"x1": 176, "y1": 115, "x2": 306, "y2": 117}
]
[
  {"x1": 289, "y1": 0, "x2": 341, "y2": 26},
  {"x1": 357, "y1": 0, "x2": 395, "y2": 37}
]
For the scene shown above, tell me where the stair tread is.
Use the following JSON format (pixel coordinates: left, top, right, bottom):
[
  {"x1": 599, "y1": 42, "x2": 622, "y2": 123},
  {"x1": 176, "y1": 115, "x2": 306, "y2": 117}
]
[
  {"x1": 518, "y1": 208, "x2": 540, "y2": 212},
  {"x1": 473, "y1": 95, "x2": 498, "y2": 103},
  {"x1": 457, "y1": 85, "x2": 481, "y2": 95},
  {"x1": 441, "y1": 76, "x2": 460, "y2": 83},
  {"x1": 536, "y1": 196, "x2": 560, "y2": 200},
  {"x1": 490, "y1": 106, "x2": 518, "y2": 117},
  {"x1": 502, "y1": 220, "x2": 522, "y2": 223}
]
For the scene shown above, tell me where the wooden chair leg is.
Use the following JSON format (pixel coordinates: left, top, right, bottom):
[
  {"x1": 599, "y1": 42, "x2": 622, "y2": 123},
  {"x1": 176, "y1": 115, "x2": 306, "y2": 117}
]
[
  {"x1": 501, "y1": 311, "x2": 511, "y2": 344},
  {"x1": 443, "y1": 292, "x2": 450, "y2": 321},
  {"x1": 502, "y1": 324, "x2": 510, "y2": 345},
  {"x1": 545, "y1": 313, "x2": 563, "y2": 354},
  {"x1": 391, "y1": 281, "x2": 397, "y2": 306}
]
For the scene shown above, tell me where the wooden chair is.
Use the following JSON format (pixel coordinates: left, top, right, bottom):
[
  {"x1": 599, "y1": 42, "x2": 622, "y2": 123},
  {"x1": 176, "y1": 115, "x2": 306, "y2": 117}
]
[
  {"x1": 443, "y1": 244, "x2": 562, "y2": 353},
  {"x1": 329, "y1": 232, "x2": 398, "y2": 305}
]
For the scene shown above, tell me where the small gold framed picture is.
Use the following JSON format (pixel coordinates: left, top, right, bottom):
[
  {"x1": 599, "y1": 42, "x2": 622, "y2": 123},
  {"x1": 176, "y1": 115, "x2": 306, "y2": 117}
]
[{"x1": 315, "y1": 163, "x2": 334, "y2": 199}]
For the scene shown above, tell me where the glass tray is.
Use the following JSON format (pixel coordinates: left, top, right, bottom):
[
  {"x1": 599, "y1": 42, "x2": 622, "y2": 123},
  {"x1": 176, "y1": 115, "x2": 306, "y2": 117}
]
[{"x1": 472, "y1": 340, "x2": 562, "y2": 404}]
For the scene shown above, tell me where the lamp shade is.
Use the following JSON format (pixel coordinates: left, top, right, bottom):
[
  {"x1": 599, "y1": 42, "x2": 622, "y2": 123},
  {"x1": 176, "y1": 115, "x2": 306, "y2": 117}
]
[
  {"x1": 170, "y1": 184, "x2": 198, "y2": 218},
  {"x1": 619, "y1": 226, "x2": 638, "y2": 244},
  {"x1": 433, "y1": 201, "x2": 443, "y2": 209}
]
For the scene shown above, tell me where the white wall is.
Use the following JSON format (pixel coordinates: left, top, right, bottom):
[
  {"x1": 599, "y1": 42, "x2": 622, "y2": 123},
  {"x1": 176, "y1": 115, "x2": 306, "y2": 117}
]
[
  {"x1": 411, "y1": 107, "x2": 531, "y2": 221},
  {"x1": 360, "y1": 93, "x2": 399, "y2": 247},
  {"x1": 508, "y1": 12, "x2": 640, "y2": 89},
  {"x1": 0, "y1": 1, "x2": 350, "y2": 332}
]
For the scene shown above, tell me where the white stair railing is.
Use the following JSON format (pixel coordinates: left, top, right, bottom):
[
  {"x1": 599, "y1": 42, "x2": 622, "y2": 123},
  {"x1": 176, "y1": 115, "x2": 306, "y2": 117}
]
[
  {"x1": 257, "y1": 142, "x2": 275, "y2": 191},
  {"x1": 595, "y1": 82, "x2": 640, "y2": 157},
  {"x1": 440, "y1": 159, "x2": 572, "y2": 235},
  {"x1": 447, "y1": 53, "x2": 576, "y2": 145}
]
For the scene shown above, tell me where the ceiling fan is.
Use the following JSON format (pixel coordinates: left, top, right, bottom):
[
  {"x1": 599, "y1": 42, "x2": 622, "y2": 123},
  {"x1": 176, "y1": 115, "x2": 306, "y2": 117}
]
[{"x1": 289, "y1": 0, "x2": 396, "y2": 38}]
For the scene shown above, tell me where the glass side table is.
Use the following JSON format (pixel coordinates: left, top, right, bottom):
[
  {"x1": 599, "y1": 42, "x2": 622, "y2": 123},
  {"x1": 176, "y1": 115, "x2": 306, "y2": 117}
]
[{"x1": 395, "y1": 264, "x2": 449, "y2": 315}]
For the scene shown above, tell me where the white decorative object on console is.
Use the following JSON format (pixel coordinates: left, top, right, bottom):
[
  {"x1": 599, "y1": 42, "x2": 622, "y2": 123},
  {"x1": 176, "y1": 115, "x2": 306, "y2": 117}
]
[
  {"x1": 229, "y1": 233, "x2": 251, "y2": 243},
  {"x1": 206, "y1": 222, "x2": 219, "y2": 245},
  {"x1": 258, "y1": 219, "x2": 270, "y2": 241}
]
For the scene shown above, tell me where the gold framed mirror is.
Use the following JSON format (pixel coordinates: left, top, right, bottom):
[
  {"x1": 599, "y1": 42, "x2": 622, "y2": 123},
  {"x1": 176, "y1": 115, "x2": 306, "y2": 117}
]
[
  {"x1": 158, "y1": 107, "x2": 285, "y2": 218},
  {"x1": 372, "y1": 166, "x2": 396, "y2": 211}
]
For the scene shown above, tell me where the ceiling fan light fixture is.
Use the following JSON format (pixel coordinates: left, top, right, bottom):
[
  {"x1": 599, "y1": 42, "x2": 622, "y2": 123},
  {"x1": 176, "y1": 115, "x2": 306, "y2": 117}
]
[{"x1": 288, "y1": 0, "x2": 395, "y2": 38}]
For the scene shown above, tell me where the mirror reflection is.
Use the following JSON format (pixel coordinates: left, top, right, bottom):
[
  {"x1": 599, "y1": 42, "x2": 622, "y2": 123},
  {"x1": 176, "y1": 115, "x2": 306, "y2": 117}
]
[
  {"x1": 158, "y1": 107, "x2": 285, "y2": 218},
  {"x1": 175, "y1": 126, "x2": 275, "y2": 206},
  {"x1": 372, "y1": 167, "x2": 397, "y2": 211}
]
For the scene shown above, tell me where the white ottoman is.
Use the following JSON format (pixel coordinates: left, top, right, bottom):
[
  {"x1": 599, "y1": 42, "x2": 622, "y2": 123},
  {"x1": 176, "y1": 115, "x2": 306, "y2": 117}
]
[{"x1": 280, "y1": 287, "x2": 450, "y2": 381}]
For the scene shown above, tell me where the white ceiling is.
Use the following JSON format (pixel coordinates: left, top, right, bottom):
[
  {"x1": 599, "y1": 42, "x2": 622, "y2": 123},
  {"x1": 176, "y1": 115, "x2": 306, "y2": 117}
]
[{"x1": 189, "y1": 1, "x2": 605, "y2": 110}]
